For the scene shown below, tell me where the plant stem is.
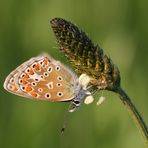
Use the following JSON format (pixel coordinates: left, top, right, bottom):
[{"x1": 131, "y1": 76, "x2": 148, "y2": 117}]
[{"x1": 115, "y1": 87, "x2": 148, "y2": 147}]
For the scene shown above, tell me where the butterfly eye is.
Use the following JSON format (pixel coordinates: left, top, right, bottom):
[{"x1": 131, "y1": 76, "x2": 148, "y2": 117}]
[
  {"x1": 55, "y1": 66, "x2": 60, "y2": 71},
  {"x1": 73, "y1": 100, "x2": 80, "y2": 105},
  {"x1": 56, "y1": 83, "x2": 62, "y2": 87},
  {"x1": 45, "y1": 93, "x2": 51, "y2": 99},
  {"x1": 57, "y1": 76, "x2": 63, "y2": 81},
  {"x1": 47, "y1": 66, "x2": 53, "y2": 73},
  {"x1": 57, "y1": 92, "x2": 63, "y2": 97}
]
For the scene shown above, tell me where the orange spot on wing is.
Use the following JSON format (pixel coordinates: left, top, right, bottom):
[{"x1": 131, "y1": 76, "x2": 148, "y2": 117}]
[
  {"x1": 30, "y1": 92, "x2": 38, "y2": 97},
  {"x1": 44, "y1": 59, "x2": 48, "y2": 65},
  {"x1": 34, "y1": 64, "x2": 39, "y2": 71},
  {"x1": 24, "y1": 73, "x2": 29, "y2": 78},
  {"x1": 22, "y1": 79, "x2": 27, "y2": 84},
  {"x1": 42, "y1": 59, "x2": 48, "y2": 67},
  {"x1": 25, "y1": 86, "x2": 32, "y2": 92},
  {"x1": 29, "y1": 69, "x2": 34, "y2": 75}
]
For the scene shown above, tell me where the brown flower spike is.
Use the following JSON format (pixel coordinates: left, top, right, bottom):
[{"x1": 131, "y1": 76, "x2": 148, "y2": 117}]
[
  {"x1": 50, "y1": 18, "x2": 148, "y2": 146},
  {"x1": 50, "y1": 18, "x2": 120, "y2": 91}
]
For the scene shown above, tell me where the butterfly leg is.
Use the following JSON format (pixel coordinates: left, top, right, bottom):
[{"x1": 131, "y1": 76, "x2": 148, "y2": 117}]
[
  {"x1": 61, "y1": 99, "x2": 81, "y2": 133},
  {"x1": 68, "y1": 99, "x2": 81, "y2": 112}
]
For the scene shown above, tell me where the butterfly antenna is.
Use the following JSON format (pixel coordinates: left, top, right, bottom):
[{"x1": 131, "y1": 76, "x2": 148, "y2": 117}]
[
  {"x1": 61, "y1": 112, "x2": 68, "y2": 134},
  {"x1": 60, "y1": 104, "x2": 72, "y2": 134}
]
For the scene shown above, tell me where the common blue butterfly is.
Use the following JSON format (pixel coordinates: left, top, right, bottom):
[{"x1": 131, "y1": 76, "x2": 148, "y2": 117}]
[{"x1": 3, "y1": 53, "x2": 94, "y2": 112}]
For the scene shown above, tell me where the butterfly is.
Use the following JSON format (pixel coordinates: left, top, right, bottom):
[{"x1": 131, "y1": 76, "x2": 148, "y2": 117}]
[{"x1": 3, "y1": 53, "x2": 94, "y2": 112}]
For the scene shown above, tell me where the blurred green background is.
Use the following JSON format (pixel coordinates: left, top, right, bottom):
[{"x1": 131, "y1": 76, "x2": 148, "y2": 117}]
[{"x1": 0, "y1": 0, "x2": 148, "y2": 148}]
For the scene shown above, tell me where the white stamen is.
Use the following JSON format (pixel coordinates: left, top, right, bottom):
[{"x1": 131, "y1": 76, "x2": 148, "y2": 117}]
[
  {"x1": 84, "y1": 95, "x2": 94, "y2": 104},
  {"x1": 96, "y1": 96, "x2": 106, "y2": 106},
  {"x1": 79, "y1": 74, "x2": 90, "y2": 89},
  {"x1": 85, "y1": 91, "x2": 91, "y2": 95}
]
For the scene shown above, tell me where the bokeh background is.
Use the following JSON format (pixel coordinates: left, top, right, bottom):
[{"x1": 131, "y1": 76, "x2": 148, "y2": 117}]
[{"x1": 0, "y1": 0, "x2": 148, "y2": 148}]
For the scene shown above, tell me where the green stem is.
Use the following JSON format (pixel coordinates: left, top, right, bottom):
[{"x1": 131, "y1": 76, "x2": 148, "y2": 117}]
[{"x1": 115, "y1": 87, "x2": 148, "y2": 147}]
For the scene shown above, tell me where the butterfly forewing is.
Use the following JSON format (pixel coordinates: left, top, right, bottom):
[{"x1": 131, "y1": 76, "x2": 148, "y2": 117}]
[{"x1": 4, "y1": 53, "x2": 77, "y2": 102}]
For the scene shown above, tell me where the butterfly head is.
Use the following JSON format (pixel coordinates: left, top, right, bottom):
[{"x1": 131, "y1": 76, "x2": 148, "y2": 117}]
[{"x1": 68, "y1": 74, "x2": 94, "y2": 112}]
